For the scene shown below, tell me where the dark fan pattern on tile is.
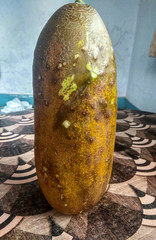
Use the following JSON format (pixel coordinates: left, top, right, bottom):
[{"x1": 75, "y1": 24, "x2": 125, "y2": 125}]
[
  {"x1": 0, "y1": 119, "x2": 18, "y2": 128},
  {"x1": 0, "y1": 129, "x2": 25, "y2": 143},
  {"x1": 86, "y1": 194, "x2": 142, "y2": 240},
  {"x1": 134, "y1": 158, "x2": 156, "y2": 176},
  {"x1": 0, "y1": 109, "x2": 156, "y2": 239},
  {"x1": 3, "y1": 157, "x2": 37, "y2": 185},
  {"x1": 0, "y1": 210, "x2": 23, "y2": 238},
  {"x1": 17, "y1": 116, "x2": 34, "y2": 126},
  {"x1": 10, "y1": 181, "x2": 53, "y2": 216},
  {"x1": 130, "y1": 185, "x2": 156, "y2": 226},
  {"x1": 0, "y1": 163, "x2": 17, "y2": 184},
  {"x1": 0, "y1": 140, "x2": 34, "y2": 157}
]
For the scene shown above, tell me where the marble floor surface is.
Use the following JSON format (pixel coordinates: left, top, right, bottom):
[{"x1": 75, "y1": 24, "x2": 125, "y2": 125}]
[{"x1": 0, "y1": 109, "x2": 156, "y2": 239}]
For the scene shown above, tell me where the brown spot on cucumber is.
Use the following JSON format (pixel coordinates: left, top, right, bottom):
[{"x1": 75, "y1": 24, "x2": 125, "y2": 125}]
[
  {"x1": 86, "y1": 134, "x2": 93, "y2": 144},
  {"x1": 99, "y1": 71, "x2": 104, "y2": 76},
  {"x1": 95, "y1": 155, "x2": 101, "y2": 164},
  {"x1": 94, "y1": 116, "x2": 99, "y2": 122},
  {"x1": 73, "y1": 123, "x2": 78, "y2": 129},
  {"x1": 51, "y1": 78, "x2": 57, "y2": 84},
  {"x1": 37, "y1": 92, "x2": 43, "y2": 99},
  {"x1": 55, "y1": 174, "x2": 59, "y2": 179},
  {"x1": 104, "y1": 109, "x2": 111, "y2": 119},
  {"x1": 55, "y1": 150, "x2": 58, "y2": 156},
  {"x1": 86, "y1": 154, "x2": 92, "y2": 168},
  {"x1": 99, "y1": 98, "x2": 107, "y2": 107},
  {"x1": 105, "y1": 157, "x2": 110, "y2": 163},
  {"x1": 44, "y1": 99, "x2": 49, "y2": 106},
  {"x1": 61, "y1": 194, "x2": 65, "y2": 200},
  {"x1": 81, "y1": 46, "x2": 86, "y2": 51},
  {"x1": 57, "y1": 63, "x2": 63, "y2": 69},
  {"x1": 38, "y1": 75, "x2": 42, "y2": 80},
  {"x1": 81, "y1": 110, "x2": 87, "y2": 116},
  {"x1": 98, "y1": 45, "x2": 103, "y2": 51},
  {"x1": 46, "y1": 62, "x2": 50, "y2": 69},
  {"x1": 70, "y1": 106, "x2": 75, "y2": 111},
  {"x1": 99, "y1": 146, "x2": 104, "y2": 154},
  {"x1": 90, "y1": 102, "x2": 96, "y2": 109},
  {"x1": 43, "y1": 166, "x2": 47, "y2": 172},
  {"x1": 110, "y1": 78, "x2": 115, "y2": 86}
]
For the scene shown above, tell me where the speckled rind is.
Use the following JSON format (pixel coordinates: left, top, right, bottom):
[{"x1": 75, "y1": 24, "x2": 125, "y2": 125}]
[{"x1": 33, "y1": 3, "x2": 117, "y2": 215}]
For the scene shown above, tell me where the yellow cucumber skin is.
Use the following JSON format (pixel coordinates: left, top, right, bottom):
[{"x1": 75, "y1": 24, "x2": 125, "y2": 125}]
[{"x1": 33, "y1": 3, "x2": 117, "y2": 215}]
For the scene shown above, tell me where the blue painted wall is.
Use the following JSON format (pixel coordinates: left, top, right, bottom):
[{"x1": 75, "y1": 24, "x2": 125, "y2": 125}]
[
  {"x1": 0, "y1": 0, "x2": 156, "y2": 112},
  {"x1": 127, "y1": 0, "x2": 156, "y2": 113},
  {"x1": 0, "y1": 0, "x2": 138, "y2": 97},
  {"x1": 0, "y1": 0, "x2": 71, "y2": 95}
]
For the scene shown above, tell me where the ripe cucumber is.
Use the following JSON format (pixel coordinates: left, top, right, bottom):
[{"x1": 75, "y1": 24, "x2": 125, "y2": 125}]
[{"x1": 33, "y1": 0, "x2": 117, "y2": 215}]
